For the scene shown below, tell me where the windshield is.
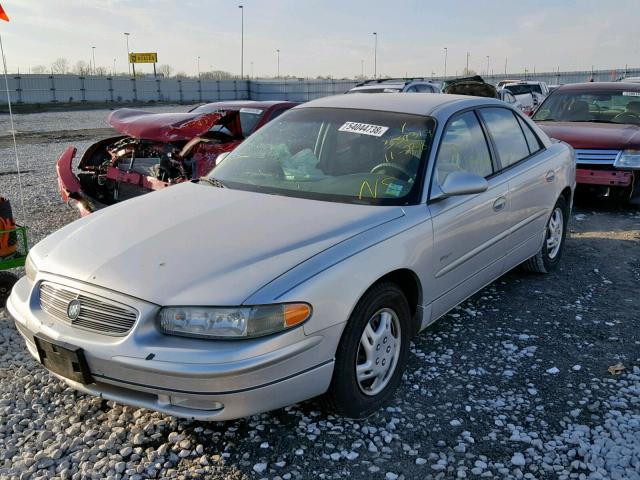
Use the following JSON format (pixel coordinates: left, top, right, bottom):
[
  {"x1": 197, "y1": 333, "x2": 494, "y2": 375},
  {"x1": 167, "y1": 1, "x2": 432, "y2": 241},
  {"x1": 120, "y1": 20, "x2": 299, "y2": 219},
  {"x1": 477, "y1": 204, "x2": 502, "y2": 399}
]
[
  {"x1": 190, "y1": 104, "x2": 265, "y2": 136},
  {"x1": 533, "y1": 90, "x2": 640, "y2": 125},
  {"x1": 208, "y1": 108, "x2": 436, "y2": 205},
  {"x1": 505, "y1": 84, "x2": 542, "y2": 95}
]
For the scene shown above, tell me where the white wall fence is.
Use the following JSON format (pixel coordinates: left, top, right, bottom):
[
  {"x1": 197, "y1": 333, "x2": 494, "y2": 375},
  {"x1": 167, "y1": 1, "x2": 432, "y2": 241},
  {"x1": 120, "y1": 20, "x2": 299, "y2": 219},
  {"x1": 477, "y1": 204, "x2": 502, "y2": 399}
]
[{"x1": 1, "y1": 69, "x2": 639, "y2": 105}]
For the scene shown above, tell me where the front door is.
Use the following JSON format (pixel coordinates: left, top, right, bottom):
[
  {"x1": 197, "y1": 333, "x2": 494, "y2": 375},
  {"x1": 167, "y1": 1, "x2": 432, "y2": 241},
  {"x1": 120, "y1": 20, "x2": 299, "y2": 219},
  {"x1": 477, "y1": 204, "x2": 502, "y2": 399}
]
[{"x1": 426, "y1": 110, "x2": 511, "y2": 320}]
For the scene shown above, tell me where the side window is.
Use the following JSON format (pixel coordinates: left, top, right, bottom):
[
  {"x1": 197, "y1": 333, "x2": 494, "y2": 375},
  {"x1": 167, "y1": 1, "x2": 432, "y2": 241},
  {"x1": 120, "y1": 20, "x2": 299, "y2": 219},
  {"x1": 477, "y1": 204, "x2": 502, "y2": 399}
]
[
  {"x1": 405, "y1": 85, "x2": 418, "y2": 93},
  {"x1": 515, "y1": 115, "x2": 543, "y2": 154},
  {"x1": 434, "y1": 111, "x2": 493, "y2": 186},
  {"x1": 415, "y1": 84, "x2": 433, "y2": 93},
  {"x1": 479, "y1": 108, "x2": 530, "y2": 168}
]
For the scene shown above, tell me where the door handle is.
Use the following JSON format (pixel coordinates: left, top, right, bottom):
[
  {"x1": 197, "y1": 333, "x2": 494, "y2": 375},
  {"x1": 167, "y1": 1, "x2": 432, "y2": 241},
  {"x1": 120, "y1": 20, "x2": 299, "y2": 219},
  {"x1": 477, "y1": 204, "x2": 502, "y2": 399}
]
[
  {"x1": 545, "y1": 170, "x2": 556, "y2": 182},
  {"x1": 493, "y1": 196, "x2": 506, "y2": 212}
]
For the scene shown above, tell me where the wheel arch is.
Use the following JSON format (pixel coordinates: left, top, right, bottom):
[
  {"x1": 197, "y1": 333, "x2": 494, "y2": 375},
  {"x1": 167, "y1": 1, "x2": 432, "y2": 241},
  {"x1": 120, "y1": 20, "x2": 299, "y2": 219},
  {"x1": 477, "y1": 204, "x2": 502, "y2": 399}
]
[{"x1": 370, "y1": 268, "x2": 423, "y2": 337}]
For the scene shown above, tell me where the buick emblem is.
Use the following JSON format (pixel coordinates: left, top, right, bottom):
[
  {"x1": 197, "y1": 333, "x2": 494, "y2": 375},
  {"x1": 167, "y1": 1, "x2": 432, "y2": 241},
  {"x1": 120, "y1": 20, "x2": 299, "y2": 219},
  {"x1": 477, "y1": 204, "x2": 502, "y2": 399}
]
[{"x1": 67, "y1": 299, "x2": 81, "y2": 320}]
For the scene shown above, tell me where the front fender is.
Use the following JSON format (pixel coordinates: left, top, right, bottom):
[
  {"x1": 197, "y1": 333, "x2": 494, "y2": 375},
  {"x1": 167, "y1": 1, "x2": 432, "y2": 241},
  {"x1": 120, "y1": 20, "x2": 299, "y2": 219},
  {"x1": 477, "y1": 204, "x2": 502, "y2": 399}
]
[{"x1": 244, "y1": 207, "x2": 434, "y2": 336}]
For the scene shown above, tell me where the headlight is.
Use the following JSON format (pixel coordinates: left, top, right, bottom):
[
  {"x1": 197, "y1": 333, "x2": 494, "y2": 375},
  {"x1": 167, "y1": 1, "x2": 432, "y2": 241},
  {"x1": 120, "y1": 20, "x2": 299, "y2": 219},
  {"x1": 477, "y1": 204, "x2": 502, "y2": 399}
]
[
  {"x1": 614, "y1": 150, "x2": 640, "y2": 169},
  {"x1": 25, "y1": 254, "x2": 38, "y2": 282},
  {"x1": 158, "y1": 303, "x2": 311, "y2": 339}
]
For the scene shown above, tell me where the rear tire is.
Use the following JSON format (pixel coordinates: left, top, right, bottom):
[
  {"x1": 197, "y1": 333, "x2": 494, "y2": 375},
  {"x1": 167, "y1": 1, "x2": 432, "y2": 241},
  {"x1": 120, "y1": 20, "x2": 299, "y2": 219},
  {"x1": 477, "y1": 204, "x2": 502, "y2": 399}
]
[
  {"x1": 326, "y1": 282, "x2": 411, "y2": 418},
  {"x1": 523, "y1": 196, "x2": 568, "y2": 273},
  {"x1": 0, "y1": 271, "x2": 18, "y2": 308}
]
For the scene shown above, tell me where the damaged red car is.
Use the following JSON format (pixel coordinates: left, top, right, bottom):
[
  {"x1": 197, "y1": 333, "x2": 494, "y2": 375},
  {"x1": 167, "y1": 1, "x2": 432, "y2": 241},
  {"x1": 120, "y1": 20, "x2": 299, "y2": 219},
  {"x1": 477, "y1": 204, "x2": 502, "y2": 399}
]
[{"x1": 57, "y1": 101, "x2": 298, "y2": 215}]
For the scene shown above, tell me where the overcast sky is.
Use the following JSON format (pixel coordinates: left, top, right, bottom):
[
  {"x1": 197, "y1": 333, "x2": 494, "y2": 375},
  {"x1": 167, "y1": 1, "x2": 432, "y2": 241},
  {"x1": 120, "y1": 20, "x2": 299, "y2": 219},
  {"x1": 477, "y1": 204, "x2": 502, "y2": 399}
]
[{"x1": 1, "y1": 0, "x2": 639, "y2": 77}]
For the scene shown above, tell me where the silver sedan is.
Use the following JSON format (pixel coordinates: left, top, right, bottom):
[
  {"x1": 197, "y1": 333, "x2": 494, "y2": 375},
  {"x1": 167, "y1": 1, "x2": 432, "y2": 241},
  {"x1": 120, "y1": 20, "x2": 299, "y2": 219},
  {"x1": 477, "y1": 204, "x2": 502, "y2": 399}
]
[{"x1": 8, "y1": 93, "x2": 575, "y2": 420}]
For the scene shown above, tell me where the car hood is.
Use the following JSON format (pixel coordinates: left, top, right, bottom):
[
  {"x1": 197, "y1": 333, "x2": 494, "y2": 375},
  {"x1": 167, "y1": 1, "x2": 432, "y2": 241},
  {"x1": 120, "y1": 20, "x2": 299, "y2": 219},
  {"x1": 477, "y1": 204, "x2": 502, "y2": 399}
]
[
  {"x1": 107, "y1": 108, "x2": 243, "y2": 142},
  {"x1": 33, "y1": 183, "x2": 404, "y2": 306},
  {"x1": 537, "y1": 121, "x2": 640, "y2": 150}
]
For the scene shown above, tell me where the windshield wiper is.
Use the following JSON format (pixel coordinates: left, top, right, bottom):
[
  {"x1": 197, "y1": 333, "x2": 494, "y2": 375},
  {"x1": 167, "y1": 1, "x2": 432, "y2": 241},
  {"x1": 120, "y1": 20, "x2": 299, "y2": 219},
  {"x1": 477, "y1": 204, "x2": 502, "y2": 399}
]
[{"x1": 198, "y1": 177, "x2": 226, "y2": 188}]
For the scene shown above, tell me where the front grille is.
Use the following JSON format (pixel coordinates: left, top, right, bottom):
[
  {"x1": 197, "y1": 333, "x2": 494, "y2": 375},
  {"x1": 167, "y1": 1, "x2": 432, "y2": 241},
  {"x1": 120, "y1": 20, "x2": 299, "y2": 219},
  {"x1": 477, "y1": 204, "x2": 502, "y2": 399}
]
[
  {"x1": 574, "y1": 149, "x2": 621, "y2": 166},
  {"x1": 39, "y1": 282, "x2": 138, "y2": 336}
]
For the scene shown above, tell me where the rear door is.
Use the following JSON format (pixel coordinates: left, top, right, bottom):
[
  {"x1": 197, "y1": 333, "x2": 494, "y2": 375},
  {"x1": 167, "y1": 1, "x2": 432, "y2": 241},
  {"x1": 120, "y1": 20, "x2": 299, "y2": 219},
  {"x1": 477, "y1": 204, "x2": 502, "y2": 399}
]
[
  {"x1": 427, "y1": 110, "x2": 510, "y2": 320},
  {"x1": 477, "y1": 107, "x2": 556, "y2": 267}
]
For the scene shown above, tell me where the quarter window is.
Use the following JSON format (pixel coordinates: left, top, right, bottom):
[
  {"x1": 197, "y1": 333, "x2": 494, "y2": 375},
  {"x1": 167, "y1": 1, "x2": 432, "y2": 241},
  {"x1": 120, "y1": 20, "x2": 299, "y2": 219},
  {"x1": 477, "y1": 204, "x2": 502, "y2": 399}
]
[
  {"x1": 479, "y1": 108, "x2": 530, "y2": 168},
  {"x1": 516, "y1": 115, "x2": 543, "y2": 154},
  {"x1": 434, "y1": 111, "x2": 493, "y2": 186}
]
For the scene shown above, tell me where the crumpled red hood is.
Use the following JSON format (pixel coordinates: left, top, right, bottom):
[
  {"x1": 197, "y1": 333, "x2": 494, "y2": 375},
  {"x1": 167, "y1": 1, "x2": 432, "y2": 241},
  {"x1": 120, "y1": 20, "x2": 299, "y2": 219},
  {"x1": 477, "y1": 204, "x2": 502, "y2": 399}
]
[
  {"x1": 538, "y1": 121, "x2": 640, "y2": 150},
  {"x1": 107, "y1": 108, "x2": 242, "y2": 142}
]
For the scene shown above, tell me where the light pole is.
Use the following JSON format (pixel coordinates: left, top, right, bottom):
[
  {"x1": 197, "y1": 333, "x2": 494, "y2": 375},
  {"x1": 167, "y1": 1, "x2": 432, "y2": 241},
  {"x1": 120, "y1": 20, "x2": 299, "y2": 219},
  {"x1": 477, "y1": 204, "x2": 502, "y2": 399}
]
[
  {"x1": 486, "y1": 55, "x2": 490, "y2": 76},
  {"x1": 91, "y1": 46, "x2": 96, "y2": 75},
  {"x1": 238, "y1": 5, "x2": 244, "y2": 79},
  {"x1": 504, "y1": 57, "x2": 508, "y2": 75},
  {"x1": 113, "y1": 58, "x2": 116, "y2": 76},
  {"x1": 372, "y1": 32, "x2": 378, "y2": 78},
  {"x1": 466, "y1": 52, "x2": 470, "y2": 74},
  {"x1": 443, "y1": 47, "x2": 448, "y2": 78},
  {"x1": 197, "y1": 56, "x2": 200, "y2": 78},
  {"x1": 124, "y1": 32, "x2": 131, "y2": 76},
  {"x1": 276, "y1": 49, "x2": 280, "y2": 78},
  {"x1": 251, "y1": 61, "x2": 254, "y2": 79},
  {"x1": 361, "y1": 59, "x2": 364, "y2": 78}
]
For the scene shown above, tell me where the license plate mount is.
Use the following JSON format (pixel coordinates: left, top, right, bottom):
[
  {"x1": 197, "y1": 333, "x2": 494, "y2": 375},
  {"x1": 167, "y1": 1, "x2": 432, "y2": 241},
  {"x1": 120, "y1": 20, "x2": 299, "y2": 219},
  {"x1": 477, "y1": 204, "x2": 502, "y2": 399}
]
[{"x1": 34, "y1": 335, "x2": 93, "y2": 384}]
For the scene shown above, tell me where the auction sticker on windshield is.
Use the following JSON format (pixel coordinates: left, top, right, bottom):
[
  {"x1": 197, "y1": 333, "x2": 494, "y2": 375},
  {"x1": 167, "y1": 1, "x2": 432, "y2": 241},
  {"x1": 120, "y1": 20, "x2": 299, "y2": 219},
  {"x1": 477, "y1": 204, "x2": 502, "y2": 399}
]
[{"x1": 339, "y1": 122, "x2": 389, "y2": 137}]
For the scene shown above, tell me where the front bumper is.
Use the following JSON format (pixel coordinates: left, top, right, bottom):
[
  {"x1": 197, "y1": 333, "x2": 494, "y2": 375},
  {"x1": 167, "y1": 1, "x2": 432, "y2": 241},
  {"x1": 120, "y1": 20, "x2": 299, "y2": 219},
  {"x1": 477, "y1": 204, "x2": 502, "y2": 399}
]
[
  {"x1": 7, "y1": 274, "x2": 338, "y2": 420},
  {"x1": 576, "y1": 167, "x2": 633, "y2": 187}
]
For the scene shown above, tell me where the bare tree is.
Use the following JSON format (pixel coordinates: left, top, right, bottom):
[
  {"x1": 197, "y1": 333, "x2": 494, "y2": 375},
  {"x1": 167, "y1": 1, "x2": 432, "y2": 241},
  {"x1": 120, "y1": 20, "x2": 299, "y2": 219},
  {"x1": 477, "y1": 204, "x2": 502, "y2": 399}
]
[
  {"x1": 461, "y1": 68, "x2": 477, "y2": 76},
  {"x1": 95, "y1": 66, "x2": 108, "y2": 76},
  {"x1": 174, "y1": 71, "x2": 189, "y2": 79},
  {"x1": 31, "y1": 65, "x2": 47, "y2": 74},
  {"x1": 51, "y1": 57, "x2": 69, "y2": 74},
  {"x1": 73, "y1": 60, "x2": 91, "y2": 76},
  {"x1": 157, "y1": 64, "x2": 173, "y2": 78}
]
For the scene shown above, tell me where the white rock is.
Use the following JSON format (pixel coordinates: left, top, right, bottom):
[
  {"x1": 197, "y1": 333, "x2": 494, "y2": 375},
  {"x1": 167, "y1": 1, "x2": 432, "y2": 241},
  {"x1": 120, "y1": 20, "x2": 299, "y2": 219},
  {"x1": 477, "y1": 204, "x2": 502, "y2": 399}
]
[{"x1": 546, "y1": 367, "x2": 560, "y2": 375}]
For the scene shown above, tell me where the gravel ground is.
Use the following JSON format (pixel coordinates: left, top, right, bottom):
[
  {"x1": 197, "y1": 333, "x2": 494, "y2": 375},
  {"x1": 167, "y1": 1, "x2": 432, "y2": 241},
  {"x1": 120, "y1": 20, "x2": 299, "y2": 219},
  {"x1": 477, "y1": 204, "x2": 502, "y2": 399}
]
[{"x1": 0, "y1": 111, "x2": 639, "y2": 480}]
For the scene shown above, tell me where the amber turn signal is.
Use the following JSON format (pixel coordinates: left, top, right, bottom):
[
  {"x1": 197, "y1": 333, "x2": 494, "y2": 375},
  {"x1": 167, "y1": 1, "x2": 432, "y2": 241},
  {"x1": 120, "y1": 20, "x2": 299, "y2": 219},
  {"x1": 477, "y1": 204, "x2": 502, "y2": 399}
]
[{"x1": 284, "y1": 303, "x2": 312, "y2": 327}]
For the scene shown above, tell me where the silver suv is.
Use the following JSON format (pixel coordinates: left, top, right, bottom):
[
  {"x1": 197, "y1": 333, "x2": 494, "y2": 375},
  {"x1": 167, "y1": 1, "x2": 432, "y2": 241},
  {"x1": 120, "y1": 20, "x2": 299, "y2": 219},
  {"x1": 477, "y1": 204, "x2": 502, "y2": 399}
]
[{"x1": 347, "y1": 78, "x2": 440, "y2": 94}]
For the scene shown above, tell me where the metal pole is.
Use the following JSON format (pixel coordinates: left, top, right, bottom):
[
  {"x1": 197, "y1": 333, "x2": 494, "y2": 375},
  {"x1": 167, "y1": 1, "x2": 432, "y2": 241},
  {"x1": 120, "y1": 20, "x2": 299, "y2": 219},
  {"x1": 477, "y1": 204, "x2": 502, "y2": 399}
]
[
  {"x1": 361, "y1": 59, "x2": 364, "y2": 77},
  {"x1": 466, "y1": 52, "x2": 469, "y2": 74},
  {"x1": 238, "y1": 5, "x2": 244, "y2": 79},
  {"x1": 486, "y1": 56, "x2": 489, "y2": 76},
  {"x1": 444, "y1": 47, "x2": 448, "y2": 78},
  {"x1": 373, "y1": 32, "x2": 377, "y2": 78},
  {"x1": 113, "y1": 58, "x2": 116, "y2": 76},
  {"x1": 251, "y1": 61, "x2": 254, "y2": 79},
  {"x1": 91, "y1": 47, "x2": 96, "y2": 74},
  {"x1": 504, "y1": 57, "x2": 507, "y2": 75},
  {"x1": 124, "y1": 33, "x2": 130, "y2": 76},
  {"x1": 276, "y1": 49, "x2": 280, "y2": 78},
  {"x1": 0, "y1": 33, "x2": 26, "y2": 223},
  {"x1": 197, "y1": 56, "x2": 200, "y2": 79}
]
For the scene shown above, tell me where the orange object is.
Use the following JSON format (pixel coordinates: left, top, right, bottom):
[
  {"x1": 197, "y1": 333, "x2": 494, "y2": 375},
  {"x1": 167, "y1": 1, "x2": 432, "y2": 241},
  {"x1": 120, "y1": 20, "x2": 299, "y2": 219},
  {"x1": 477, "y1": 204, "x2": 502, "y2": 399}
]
[
  {"x1": 0, "y1": 5, "x2": 9, "y2": 22},
  {"x1": 284, "y1": 304, "x2": 311, "y2": 327},
  {"x1": 0, "y1": 197, "x2": 17, "y2": 258}
]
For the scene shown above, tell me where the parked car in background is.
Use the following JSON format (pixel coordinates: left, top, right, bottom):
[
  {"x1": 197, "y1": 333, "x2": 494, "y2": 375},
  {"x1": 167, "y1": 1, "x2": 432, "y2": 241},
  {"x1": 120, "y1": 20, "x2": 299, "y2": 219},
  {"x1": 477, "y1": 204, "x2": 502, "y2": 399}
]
[
  {"x1": 533, "y1": 82, "x2": 640, "y2": 203},
  {"x1": 442, "y1": 75, "x2": 497, "y2": 98},
  {"x1": 498, "y1": 89, "x2": 526, "y2": 113},
  {"x1": 620, "y1": 76, "x2": 640, "y2": 84},
  {"x1": 56, "y1": 101, "x2": 297, "y2": 216},
  {"x1": 9, "y1": 93, "x2": 575, "y2": 421},
  {"x1": 496, "y1": 79, "x2": 524, "y2": 89},
  {"x1": 347, "y1": 78, "x2": 440, "y2": 94},
  {"x1": 501, "y1": 81, "x2": 549, "y2": 109}
]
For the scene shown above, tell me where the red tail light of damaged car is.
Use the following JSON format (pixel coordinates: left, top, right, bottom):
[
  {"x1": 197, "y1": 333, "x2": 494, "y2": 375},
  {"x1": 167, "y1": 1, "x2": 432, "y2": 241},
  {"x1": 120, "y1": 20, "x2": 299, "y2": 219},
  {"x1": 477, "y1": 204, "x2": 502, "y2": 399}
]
[{"x1": 158, "y1": 303, "x2": 311, "y2": 339}]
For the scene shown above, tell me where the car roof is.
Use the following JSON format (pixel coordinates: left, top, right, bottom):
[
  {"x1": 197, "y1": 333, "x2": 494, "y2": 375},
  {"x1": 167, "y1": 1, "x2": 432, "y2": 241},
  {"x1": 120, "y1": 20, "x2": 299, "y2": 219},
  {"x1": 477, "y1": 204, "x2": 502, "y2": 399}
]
[
  {"x1": 297, "y1": 93, "x2": 505, "y2": 116},
  {"x1": 556, "y1": 82, "x2": 640, "y2": 92},
  {"x1": 199, "y1": 100, "x2": 298, "y2": 109}
]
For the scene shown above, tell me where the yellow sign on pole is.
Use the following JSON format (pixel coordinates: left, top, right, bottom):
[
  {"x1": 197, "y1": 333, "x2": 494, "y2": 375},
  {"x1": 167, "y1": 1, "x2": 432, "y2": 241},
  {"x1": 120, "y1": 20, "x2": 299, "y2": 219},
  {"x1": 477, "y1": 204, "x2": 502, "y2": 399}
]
[{"x1": 129, "y1": 52, "x2": 158, "y2": 64}]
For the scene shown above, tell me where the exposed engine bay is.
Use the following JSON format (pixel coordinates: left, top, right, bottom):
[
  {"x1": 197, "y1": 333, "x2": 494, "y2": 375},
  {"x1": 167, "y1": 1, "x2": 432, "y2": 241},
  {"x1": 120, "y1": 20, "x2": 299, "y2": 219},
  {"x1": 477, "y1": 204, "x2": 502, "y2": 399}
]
[{"x1": 61, "y1": 108, "x2": 244, "y2": 207}]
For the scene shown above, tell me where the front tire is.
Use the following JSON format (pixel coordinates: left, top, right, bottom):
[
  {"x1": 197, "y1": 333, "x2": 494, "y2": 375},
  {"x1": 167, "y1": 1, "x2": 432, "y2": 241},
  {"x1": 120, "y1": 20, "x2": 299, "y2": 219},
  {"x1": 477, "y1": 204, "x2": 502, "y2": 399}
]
[
  {"x1": 326, "y1": 282, "x2": 411, "y2": 418},
  {"x1": 523, "y1": 196, "x2": 568, "y2": 273}
]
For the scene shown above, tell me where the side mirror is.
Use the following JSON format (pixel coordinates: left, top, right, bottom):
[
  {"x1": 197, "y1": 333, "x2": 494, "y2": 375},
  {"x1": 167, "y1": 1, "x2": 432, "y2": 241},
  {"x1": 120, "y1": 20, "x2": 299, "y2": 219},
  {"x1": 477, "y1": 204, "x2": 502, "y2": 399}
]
[{"x1": 438, "y1": 171, "x2": 488, "y2": 198}]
